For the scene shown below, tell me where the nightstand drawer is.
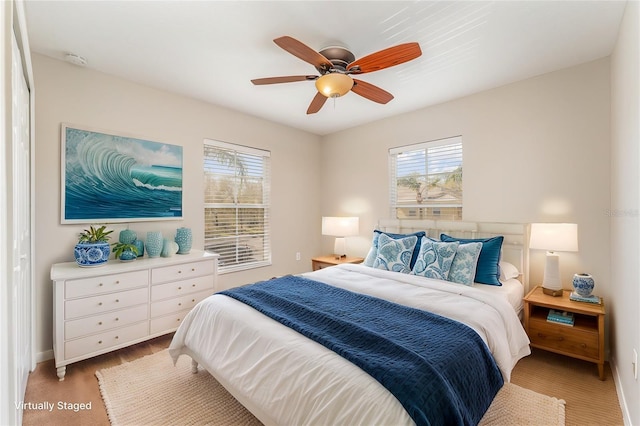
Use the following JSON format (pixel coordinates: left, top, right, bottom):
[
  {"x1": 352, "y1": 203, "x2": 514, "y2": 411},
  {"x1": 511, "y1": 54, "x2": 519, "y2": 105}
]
[{"x1": 529, "y1": 320, "x2": 599, "y2": 359}]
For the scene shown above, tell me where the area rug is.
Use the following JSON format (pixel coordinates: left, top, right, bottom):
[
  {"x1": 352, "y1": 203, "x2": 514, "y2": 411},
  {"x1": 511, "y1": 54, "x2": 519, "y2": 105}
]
[{"x1": 96, "y1": 349, "x2": 565, "y2": 426}]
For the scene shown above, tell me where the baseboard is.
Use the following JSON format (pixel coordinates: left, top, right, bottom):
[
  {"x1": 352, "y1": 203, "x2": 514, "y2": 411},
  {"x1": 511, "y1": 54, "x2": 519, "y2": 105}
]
[
  {"x1": 610, "y1": 355, "x2": 632, "y2": 426},
  {"x1": 36, "y1": 349, "x2": 53, "y2": 364}
]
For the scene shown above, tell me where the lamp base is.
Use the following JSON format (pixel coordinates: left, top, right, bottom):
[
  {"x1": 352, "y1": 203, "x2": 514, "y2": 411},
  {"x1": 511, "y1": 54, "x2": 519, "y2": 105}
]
[{"x1": 542, "y1": 287, "x2": 564, "y2": 297}]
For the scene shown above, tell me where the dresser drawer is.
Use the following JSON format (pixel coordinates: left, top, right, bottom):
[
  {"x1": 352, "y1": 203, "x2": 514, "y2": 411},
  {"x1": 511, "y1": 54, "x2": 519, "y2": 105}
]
[
  {"x1": 150, "y1": 289, "x2": 212, "y2": 318},
  {"x1": 150, "y1": 309, "x2": 192, "y2": 335},
  {"x1": 65, "y1": 270, "x2": 148, "y2": 299},
  {"x1": 151, "y1": 260, "x2": 215, "y2": 284},
  {"x1": 529, "y1": 320, "x2": 599, "y2": 359},
  {"x1": 64, "y1": 305, "x2": 149, "y2": 340},
  {"x1": 65, "y1": 287, "x2": 149, "y2": 320},
  {"x1": 151, "y1": 275, "x2": 214, "y2": 301},
  {"x1": 65, "y1": 321, "x2": 148, "y2": 360}
]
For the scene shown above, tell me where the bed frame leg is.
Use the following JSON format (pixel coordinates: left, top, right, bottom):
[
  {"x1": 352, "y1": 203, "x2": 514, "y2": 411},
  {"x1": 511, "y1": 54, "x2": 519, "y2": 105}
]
[{"x1": 191, "y1": 359, "x2": 198, "y2": 374}]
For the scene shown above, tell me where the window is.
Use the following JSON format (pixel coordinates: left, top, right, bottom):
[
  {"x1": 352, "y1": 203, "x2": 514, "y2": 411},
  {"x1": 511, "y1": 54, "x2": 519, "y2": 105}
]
[
  {"x1": 389, "y1": 136, "x2": 463, "y2": 221},
  {"x1": 204, "y1": 140, "x2": 271, "y2": 273}
]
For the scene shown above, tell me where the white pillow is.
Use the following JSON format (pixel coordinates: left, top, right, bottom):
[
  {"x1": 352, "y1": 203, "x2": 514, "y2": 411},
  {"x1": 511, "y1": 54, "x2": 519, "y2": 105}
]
[{"x1": 499, "y1": 261, "x2": 520, "y2": 280}]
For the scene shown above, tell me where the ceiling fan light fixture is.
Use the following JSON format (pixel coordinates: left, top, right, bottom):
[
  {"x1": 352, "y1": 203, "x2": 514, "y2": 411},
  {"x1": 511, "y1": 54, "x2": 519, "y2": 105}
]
[{"x1": 315, "y1": 73, "x2": 353, "y2": 98}]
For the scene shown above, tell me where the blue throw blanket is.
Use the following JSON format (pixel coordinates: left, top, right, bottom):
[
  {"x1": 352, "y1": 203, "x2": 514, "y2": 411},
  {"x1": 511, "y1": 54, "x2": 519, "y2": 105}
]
[{"x1": 220, "y1": 275, "x2": 503, "y2": 426}]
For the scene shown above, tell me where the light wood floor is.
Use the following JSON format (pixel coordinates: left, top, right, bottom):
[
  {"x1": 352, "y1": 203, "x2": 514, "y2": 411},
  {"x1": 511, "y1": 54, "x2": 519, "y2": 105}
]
[{"x1": 23, "y1": 334, "x2": 624, "y2": 426}]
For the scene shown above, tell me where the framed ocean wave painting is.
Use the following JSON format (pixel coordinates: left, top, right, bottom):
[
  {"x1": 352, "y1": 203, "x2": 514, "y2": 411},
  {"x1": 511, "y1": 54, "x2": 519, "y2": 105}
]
[{"x1": 61, "y1": 123, "x2": 183, "y2": 224}]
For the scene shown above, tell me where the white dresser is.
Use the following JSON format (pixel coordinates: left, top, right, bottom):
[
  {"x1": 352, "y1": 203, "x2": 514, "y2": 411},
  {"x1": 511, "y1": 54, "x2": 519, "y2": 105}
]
[{"x1": 50, "y1": 250, "x2": 218, "y2": 381}]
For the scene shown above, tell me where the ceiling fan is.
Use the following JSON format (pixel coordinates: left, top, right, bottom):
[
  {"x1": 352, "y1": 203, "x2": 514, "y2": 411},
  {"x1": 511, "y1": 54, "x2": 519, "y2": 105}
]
[{"x1": 251, "y1": 36, "x2": 422, "y2": 114}]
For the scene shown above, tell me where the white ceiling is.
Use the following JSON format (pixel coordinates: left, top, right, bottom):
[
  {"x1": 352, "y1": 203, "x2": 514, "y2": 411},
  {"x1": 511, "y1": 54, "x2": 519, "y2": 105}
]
[{"x1": 24, "y1": 1, "x2": 626, "y2": 136}]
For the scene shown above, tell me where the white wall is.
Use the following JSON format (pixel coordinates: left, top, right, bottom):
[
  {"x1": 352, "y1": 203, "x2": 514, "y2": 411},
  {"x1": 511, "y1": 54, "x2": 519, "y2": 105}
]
[
  {"x1": 610, "y1": 1, "x2": 640, "y2": 424},
  {"x1": 321, "y1": 58, "x2": 612, "y2": 347},
  {"x1": 32, "y1": 54, "x2": 322, "y2": 359}
]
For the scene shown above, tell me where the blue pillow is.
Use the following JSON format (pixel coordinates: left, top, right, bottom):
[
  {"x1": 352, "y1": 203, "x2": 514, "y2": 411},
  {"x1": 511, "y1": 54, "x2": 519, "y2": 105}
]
[
  {"x1": 372, "y1": 233, "x2": 419, "y2": 274},
  {"x1": 411, "y1": 237, "x2": 459, "y2": 280},
  {"x1": 440, "y1": 234, "x2": 504, "y2": 286},
  {"x1": 363, "y1": 230, "x2": 426, "y2": 269},
  {"x1": 448, "y1": 242, "x2": 483, "y2": 286}
]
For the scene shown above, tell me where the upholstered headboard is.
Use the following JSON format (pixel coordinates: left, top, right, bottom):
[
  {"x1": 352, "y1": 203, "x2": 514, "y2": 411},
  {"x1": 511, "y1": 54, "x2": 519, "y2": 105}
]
[{"x1": 377, "y1": 219, "x2": 529, "y2": 289}]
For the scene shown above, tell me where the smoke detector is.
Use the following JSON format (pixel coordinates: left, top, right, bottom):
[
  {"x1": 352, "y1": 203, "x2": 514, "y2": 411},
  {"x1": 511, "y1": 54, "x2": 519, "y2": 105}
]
[{"x1": 64, "y1": 53, "x2": 87, "y2": 67}]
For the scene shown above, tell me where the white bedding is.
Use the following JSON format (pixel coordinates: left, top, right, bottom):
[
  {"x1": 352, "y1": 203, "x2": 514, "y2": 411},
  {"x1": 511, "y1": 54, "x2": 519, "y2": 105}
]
[
  {"x1": 474, "y1": 278, "x2": 524, "y2": 315},
  {"x1": 169, "y1": 264, "x2": 531, "y2": 426}
]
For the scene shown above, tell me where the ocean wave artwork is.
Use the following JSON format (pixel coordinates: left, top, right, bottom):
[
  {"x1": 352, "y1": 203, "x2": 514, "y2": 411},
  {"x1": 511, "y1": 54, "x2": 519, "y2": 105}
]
[{"x1": 62, "y1": 125, "x2": 183, "y2": 223}]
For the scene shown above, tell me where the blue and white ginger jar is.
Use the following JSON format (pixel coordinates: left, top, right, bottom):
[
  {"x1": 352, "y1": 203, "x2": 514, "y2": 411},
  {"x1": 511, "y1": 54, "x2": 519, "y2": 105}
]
[{"x1": 572, "y1": 273, "x2": 595, "y2": 297}]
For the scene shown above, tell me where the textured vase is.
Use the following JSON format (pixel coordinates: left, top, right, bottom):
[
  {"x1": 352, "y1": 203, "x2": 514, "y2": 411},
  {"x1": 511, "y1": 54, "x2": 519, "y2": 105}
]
[
  {"x1": 146, "y1": 232, "x2": 163, "y2": 258},
  {"x1": 74, "y1": 242, "x2": 110, "y2": 267},
  {"x1": 161, "y1": 239, "x2": 179, "y2": 257},
  {"x1": 573, "y1": 273, "x2": 595, "y2": 297},
  {"x1": 119, "y1": 229, "x2": 137, "y2": 244},
  {"x1": 133, "y1": 239, "x2": 145, "y2": 257},
  {"x1": 175, "y1": 227, "x2": 192, "y2": 254}
]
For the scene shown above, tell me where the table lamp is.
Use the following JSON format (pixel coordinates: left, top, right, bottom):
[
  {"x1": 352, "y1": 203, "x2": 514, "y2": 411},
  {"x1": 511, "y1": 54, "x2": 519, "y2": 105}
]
[
  {"x1": 322, "y1": 217, "x2": 359, "y2": 259},
  {"x1": 529, "y1": 223, "x2": 578, "y2": 296}
]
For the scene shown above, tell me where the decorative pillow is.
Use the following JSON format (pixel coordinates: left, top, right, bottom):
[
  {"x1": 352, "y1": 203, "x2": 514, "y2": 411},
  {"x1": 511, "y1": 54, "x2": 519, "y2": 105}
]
[
  {"x1": 448, "y1": 242, "x2": 482, "y2": 286},
  {"x1": 499, "y1": 261, "x2": 520, "y2": 280},
  {"x1": 411, "y1": 237, "x2": 459, "y2": 280},
  {"x1": 363, "y1": 229, "x2": 426, "y2": 268},
  {"x1": 440, "y1": 234, "x2": 504, "y2": 286},
  {"x1": 372, "y1": 233, "x2": 418, "y2": 274}
]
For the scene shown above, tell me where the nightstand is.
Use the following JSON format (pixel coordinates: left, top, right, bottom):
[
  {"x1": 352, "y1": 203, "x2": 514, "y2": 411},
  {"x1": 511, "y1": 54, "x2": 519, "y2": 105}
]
[
  {"x1": 523, "y1": 285, "x2": 606, "y2": 380},
  {"x1": 311, "y1": 255, "x2": 364, "y2": 271}
]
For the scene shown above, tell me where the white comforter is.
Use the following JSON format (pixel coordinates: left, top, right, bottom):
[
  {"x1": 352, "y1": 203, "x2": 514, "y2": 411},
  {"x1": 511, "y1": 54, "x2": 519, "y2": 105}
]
[{"x1": 169, "y1": 264, "x2": 531, "y2": 426}]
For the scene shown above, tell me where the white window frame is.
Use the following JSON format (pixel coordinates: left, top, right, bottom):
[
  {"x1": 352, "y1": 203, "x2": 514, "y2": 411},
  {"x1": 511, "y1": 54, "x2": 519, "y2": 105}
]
[
  {"x1": 204, "y1": 139, "x2": 271, "y2": 273},
  {"x1": 389, "y1": 136, "x2": 463, "y2": 221}
]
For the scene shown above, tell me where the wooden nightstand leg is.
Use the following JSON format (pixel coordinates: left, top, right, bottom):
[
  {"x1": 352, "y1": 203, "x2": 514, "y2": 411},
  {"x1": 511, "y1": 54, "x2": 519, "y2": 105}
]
[{"x1": 598, "y1": 362, "x2": 605, "y2": 380}]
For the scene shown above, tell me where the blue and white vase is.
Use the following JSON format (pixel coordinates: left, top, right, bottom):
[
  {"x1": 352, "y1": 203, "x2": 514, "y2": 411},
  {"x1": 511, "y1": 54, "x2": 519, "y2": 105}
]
[
  {"x1": 74, "y1": 242, "x2": 110, "y2": 267},
  {"x1": 175, "y1": 227, "x2": 192, "y2": 254},
  {"x1": 572, "y1": 273, "x2": 595, "y2": 297},
  {"x1": 146, "y1": 231, "x2": 163, "y2": 258}
]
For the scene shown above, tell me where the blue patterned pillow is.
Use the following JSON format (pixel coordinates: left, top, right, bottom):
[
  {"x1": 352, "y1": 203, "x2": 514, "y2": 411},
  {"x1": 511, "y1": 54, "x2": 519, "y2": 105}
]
[
  {"x1": 363, "y1": 230, "x2": 426, "y2": 268},
  {"x1": 440, "y1": 234, "x2": 504, "y2": 286},
  {"x1": 411, "y1": 237, "x2": 459, "y2": 280},
  {"x1": 372, "y1": 233, "x2": 418, "y2": 274},
  {"x1": 448, "y1": 242, "x2": 483, "y2": 286}
]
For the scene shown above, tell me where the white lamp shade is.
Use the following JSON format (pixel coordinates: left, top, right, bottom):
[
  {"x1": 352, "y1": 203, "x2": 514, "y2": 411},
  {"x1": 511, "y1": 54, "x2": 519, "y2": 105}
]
[
  {"x1": 529, "y1": 223, "x2": 578, "y2": 252},
  {"x1": 322, "y1": 217, "x2": 359, "y2": 258},
  {"x1": 322, "y1": 217, "x2": 359, "y2": 237}
]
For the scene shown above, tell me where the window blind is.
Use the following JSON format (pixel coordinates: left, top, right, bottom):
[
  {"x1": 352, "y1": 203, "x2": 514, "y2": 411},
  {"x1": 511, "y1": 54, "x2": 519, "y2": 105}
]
[
  {"x1": 204, "y1": 140, "x2": 271, "y2": 273},
  {"x1": 389, "y1": 136, "x2": 463, "y2": 221}
]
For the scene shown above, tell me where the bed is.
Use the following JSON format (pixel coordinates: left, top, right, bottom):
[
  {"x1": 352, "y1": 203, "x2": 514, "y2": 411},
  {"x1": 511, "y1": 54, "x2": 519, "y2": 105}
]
[{"x1": 169, "y1": 220, "x2": 531, "y2": 426}]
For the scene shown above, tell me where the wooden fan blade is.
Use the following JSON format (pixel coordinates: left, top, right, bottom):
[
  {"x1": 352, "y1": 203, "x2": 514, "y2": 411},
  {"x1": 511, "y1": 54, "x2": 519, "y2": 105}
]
[
  {"x1": 274, "y1": 36, "x2": 333, "y2": 71},
  {"x1": 348, "y1": 42, "x2": 422, "y2": 74},
  {"x1": 351, "y1": 79, "x2": 394, "y2": 104},
  {"x1": 307, "y1": 92, "x2": 328, "y2": 114},
  {"x1": 251, "y1": 75, "x2": 317, "y2": 85}
]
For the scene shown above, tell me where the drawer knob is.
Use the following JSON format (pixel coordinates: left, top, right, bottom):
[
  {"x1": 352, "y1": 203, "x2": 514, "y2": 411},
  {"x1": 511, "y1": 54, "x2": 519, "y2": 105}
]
[
  {"x1": 177, "y1": 318, "x2": 181, "y2": 322},
  {"x1": 115, "y1": 336, "x2": 119, "y2": 340},
  {"x1": 178, "y1": 286, "x2": 182, "y2": 290},
  {"x1": 178, "y1": 303, "x2": 182, "y2": 306},
  {"x1": 116, "y1": 281, "x2": 120, "y2": 284},
  {"x1": 99, "y1": 283, "x2": 103, "y2": 287},
  {"x1": 191, "y1": 299, "x2": 195, "y2": 302},
  {"x1": 192, "y1": 268, "x2": 195, "y2": 272},
  {"x1": 581, "y1": 343, "x2": 587, "y2": 348},
  {"x1": 192, "y1": 284, "x2": 196, "y2": 287},
  {"x1": 98, "y1": 302, "x2": 103, "y2": 306},
  {"x1": 178, "y1": 270, "x2": 182, "y2": 274},
  {"x1": 115, "y1": 299, "x2": 119, "y2": 303},
  {"x1": 98, "y1": 340, "x2": 102, "y2": 344},
  {"x1": 115, "y1": 318, "x2": 119, "y2": 321},
  {"x1": 98, "y1": 322, "x2": 102, "y2": 326}
]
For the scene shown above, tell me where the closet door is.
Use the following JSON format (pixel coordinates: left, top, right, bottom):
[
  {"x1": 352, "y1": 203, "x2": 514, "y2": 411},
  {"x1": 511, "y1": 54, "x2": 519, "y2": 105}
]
[{"x1": 11, "y1": 28, "x2": 31, "y2": 422}]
